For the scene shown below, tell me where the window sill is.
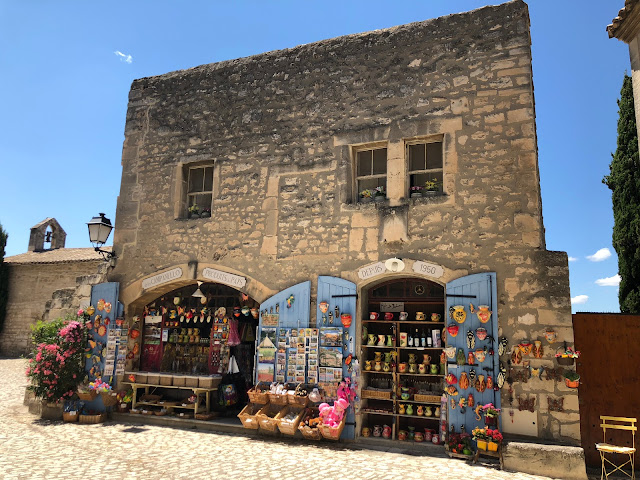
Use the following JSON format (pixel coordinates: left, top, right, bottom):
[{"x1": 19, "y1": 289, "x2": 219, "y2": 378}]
[{"x1": 341, "y1": 193, "x2": 449, "y2": 212}]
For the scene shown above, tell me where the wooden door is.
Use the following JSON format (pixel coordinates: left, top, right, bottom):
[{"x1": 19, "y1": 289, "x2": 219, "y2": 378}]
[{"x1": 573, "y1": 313, "x2": 640, "y2": 466}]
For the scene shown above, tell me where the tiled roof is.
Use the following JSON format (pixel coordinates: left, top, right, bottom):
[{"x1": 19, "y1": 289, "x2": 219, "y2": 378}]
[
  {"x1": 608, "y1": 0, "x2": 640, "y2": 41},
  {"x1": 4, "y1": 247, "x2": 110, "y2": 265}
]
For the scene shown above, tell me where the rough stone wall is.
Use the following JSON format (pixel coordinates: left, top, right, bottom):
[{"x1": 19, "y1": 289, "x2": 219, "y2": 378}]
[
  {"x1": 111, "y1": 0, "x2": 580, "y2": 443},
  {"x1": 0, "y1": 261, "x2": 104, "y2": 356}
]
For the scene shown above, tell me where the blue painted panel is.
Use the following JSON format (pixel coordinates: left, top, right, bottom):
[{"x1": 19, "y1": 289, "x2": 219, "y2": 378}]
[
  {"x1": 84, "y1": 282, "x2": 120, "y2": 412},
  {"x1": 317, "y1": 276, "x2": 357, "y2": 440},
  {"x1": 256, "y1": 281, "x2": 311, "y2": 383},
  {"x1": 445, "y1": 273, "x2": 500, "y2": 436}
]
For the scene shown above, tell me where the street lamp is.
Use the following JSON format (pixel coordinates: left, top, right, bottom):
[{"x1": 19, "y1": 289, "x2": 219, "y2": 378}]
[{"x1": 87, "y1": 213, "x2": 116, "y2": 260}]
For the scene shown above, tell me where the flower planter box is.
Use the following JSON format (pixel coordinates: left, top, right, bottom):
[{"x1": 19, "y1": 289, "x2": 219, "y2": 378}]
[
  {"x1": 565, "y1": 378, "x2": 580, "y2": 388},
  {"x1": 476, "y1": 440, "x2": 488, "y2": 450},
  {"x1": 556, "y1": 356, "x2": 575, "y2": 366},
  {"x1": 488, "y1": 441, "x2": 499, "y2": 452}
]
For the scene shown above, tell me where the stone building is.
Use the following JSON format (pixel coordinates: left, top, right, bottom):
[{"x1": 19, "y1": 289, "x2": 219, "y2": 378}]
[
  {"x1": 109, "y1": 0, "x2": 580, "y2": 445},
  {"x1": 0, "y1": 218, "x2": 107, "y2": 356}
]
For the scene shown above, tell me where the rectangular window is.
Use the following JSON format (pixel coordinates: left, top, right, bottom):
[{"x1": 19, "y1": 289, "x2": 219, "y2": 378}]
[
  {"x1": 187, "y1": 165, "x2": 213, "y2": 212},
  {"x1": 408, "y1": 141, "x2": 443, "y2": 195},
  {"x1": 356, "y1": 147, "x2": 387, "y2": 201}
]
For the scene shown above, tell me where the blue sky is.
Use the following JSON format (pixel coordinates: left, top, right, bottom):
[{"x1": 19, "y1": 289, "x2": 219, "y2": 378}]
[{"x1": 0, "y1": 1, "x2": 630, "y2": 313}]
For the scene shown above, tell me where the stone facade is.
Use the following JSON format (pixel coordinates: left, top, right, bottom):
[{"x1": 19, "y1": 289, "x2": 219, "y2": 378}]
[{"x1": 110, "y1": 1, "x2": 580, "y2": 443}]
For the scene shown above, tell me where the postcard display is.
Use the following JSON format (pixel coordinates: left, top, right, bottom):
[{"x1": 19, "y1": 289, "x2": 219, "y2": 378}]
[
  {"x1": 445, "y1": 273, "x2": 501, "y2": 437},
  {"x1": 255, "y1": 277, "x2": 357, "y2": 440}
]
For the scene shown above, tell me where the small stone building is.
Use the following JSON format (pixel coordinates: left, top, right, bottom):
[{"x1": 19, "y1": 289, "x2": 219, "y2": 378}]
[
  {"x1": 109, "y1": 0, "x2": 580, "y2": 444},
  {"x1": 0, "y1": 218, "x2": 107, "y2": 356}
]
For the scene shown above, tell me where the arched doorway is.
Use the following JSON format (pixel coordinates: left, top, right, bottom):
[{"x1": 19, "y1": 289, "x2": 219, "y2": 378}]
[{"x1": 139, "y1": 282, "x2": 258, "y2": 389}]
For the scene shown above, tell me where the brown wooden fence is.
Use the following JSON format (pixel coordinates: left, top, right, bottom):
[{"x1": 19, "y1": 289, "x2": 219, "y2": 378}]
[{"x1": 573, "y1": 313, "x2": 640, "y2": 467}]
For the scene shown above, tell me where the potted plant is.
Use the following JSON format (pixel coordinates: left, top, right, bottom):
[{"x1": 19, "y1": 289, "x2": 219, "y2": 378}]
[
  {"x1": 374, "y1": 186, "x2": 386, "y2": 202},
  {"x1": 487, "y1": 428, "x2": 503, "y2": 451},
  {"x1": 410, "y1": 185, "x2": 423, "y2": 198},
  {"x1": 555, "y1": 347, "x2": 580, "y2": 366},
  {"x1": 447, "y1": 432, "x2": 473, "y2": 456},
  {"x1": 472, "y1": 427, "x2": 490, "y2": 450},
  {"x1": 359, "y1": 189, "x2": 374, "y2": 203},
  {"x1": 424, "y1": 178, "x2": 441, "y2": 196},
  {"x1": 564, "y1": 371, "x2": 580, "y2": 388},
  {"x1": 188, "y1": 204, "x2": 200, "y2": 219},
  {"x1": 481, "y1": 403, "x2": 501, "y2": 426},
  {"x1": 200, "y1": 207, "x2": 211, "y2": 218}
]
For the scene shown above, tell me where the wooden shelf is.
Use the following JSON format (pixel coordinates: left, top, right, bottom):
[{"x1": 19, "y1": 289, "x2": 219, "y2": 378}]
[
  {"x1": 367, "y1": 300, "x2": 444, "y2": 305},
  {"x1": 396, "y1": 414, "x2": 440, "y2": 420},
  {"x1": 397, "y1": 346, "x2": 443, "y2": 350},
  {"x1": 398, "y1": 373, "x2": 443, "y2": 377},
  {"x1": 361, "y1": 410, "x2": 395, "y2": 415},
  {"x1": 363, "y1": 320, "x2": 444, "y2": 325},
  {"x1": 362, "y1": 371, "x2": 394, "y2": 375},
  {"x1": 362, "y1": 345, "x2": 395, "y2": 348}
]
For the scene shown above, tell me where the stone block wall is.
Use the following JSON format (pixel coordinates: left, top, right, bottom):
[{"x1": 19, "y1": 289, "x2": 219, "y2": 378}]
[{"x1": 110, "y1": 0, "x2": 580, "y2": 443}]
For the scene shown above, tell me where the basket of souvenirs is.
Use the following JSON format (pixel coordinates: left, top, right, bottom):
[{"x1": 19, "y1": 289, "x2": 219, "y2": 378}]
[
  {"x1": 298, "y1": 408, "x2": 322, "y2": 441},
  {"x1": 277, "y1": 406, "x2": 305, "y2": 435}
]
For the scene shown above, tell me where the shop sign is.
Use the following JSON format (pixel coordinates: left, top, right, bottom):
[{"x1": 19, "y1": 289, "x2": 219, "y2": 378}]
[
  {"x1": 202, "y1": 268, "x2": 247, "y2": 289},
  {"x1": 380, "y1": 302, "x2": 404, "y2": 312},
  {"x1": 413, "y1": 261, "x2": 444, "y2": 278},
  {"x1": 358, "y1": 262, "x2": 386, "y2": 280},
  {"x1": 141, "y1": 267, "x2": 183, "y2": 290}
]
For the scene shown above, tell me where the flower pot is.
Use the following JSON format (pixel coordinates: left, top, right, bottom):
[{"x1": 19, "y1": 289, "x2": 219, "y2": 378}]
[
  {"x1": 360, "y1": 197, "x2": 372, "y2": 204},
  {"x1": 476, "y1": 440, "x2": 488, "y2": 450},
  {"x1": 488, "y1": 441, "x2": 499, "y2": 452},
  {"x1": 565, "y1": 378, "x2": 580, "y2": 388},
  {"x1": 425, "y1": 190, "x2": 438, "y2": 196},
  {"x1": 557, "y1": 356, "x2": 575, "y2": 366},
  {"x1": 485, "y1": 416, "x2": 497, "y2": 426},
  {"x1": 410, "y1": 192, "x2": 422, "y2": 198},
  {"x1": 200, "y1": 211, "x2": 211, "y2": 218},
  {"x1": 374, "y1": 195, "x2": 385, "y2": 203}
]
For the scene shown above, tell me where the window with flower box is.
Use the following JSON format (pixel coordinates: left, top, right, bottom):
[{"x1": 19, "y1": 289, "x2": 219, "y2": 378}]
[
  {"x1": 355, "y1": 147, "x2": 387, "y2": 202},
  {"x1": 186, "y1": 165, "x2": 213, "y2": 214},
  {"x1": 407, "y1": 140, "x2": 443, "y2": 196}
]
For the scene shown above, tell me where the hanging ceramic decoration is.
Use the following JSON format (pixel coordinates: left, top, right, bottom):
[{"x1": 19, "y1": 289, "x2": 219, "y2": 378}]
[
  {"x1": 446, "y1": 373, "x2": 458, "y2": 385},
  {"x1": 476, "y1": 327, "x2": 487, "y2": 341},
  {"x1": 458, "y1": 397, "x2": 467, "y2": 413},
  {"x1": 275, "y1": 303, "x2": 279, "y2": 313},
  {"x1": 444, "y1": 346, "x2": 456, "y2": 360},
  {"x1": 250, "y1": 307, "x2": 259, "y2": 319},
  {"x1": 498, "y1": 337, "x2": 508, "y2": 356},
  {"x1": 328, "y1": 311, "x2": 333, "y2": 325},
  {"x1": 241, "y1": 293, "x2": 249, "y2": 302},
  {"x1": 467, "y1": 351, "x2": 475, "y2": 366},
  {"x1": 104, "y1": 302, "x2": 112, "y2": 314},
  {"x1": 530, "y1": 366, "x2": 544, "y2": 379},
  {"x1": 519, "y1": 342, "x2": 533, "y2": 356},
  {"x1": 86, "y1": 305, "x2": 96, "y2": 316},
  {"x1": 447, "y1": 323, "x2": 459, "y2": 337},
  {"x1": 97, "y1": 325, "x2": 107, "y2": 336},
  {"x1": 287, "y1": 294, "x2": 295, "y2": 308},
  {"x1": 445, "y1": 385, "x2": 459, "y2": 396},
  {"x1": 466, "y1": 330, "x2": 475, "y2": 349},
  {"x1": 450, "y1": 398, "x2": 457, "y2": 410},
  {"x1": 475, "y1": 375, "x2": 486, "y2": 393},
  {"x1": 104, "y1": 317, "x2": 110, "y2": 326},
  {"x1": 511, "y1": 346, "x2": 522, "y2": 365},
  {"x1": 459, "y1": 372, "x2": 470, "y2": 390},
  {"x1": 486, "y1": 376, "x2": 493, "y2": 390},
  {"x1": 319, "y1": 301, "x2": 329, "y2": 314},
  {"x1": 97, "y1": 299, "x2": 106, "y2": 311},
  {"x1": 94, "y1": 315, "x2": 102, "y2": 329},
  {"x1": 129, "y1": 328, "x2": 140, "y2": 339},
  {"x1": 340, "y1": 313, "x2": 352, "y2": 328},
  {"x1": 474, "y1": 348, "x2": 486, "y2": 363},
  {"x1": 241, "y1": 306, "x2": 250, "y2": 316},
  {"x1": 532, "y1": 340, "x2": 544, "y2": 359},
  {"x1": 334, "y1": 306, "x2": 340, "y2": 318},
  {"x1": 174, "y1": 296, "x2": 181, "y2": 306},
  {"x1": 233, "y1": 307, "x2": 241, "y2": 318},
  {"x1": 86, "y1": 320, "x2": 93, "y2": 330},
  {"x1": 544, "y1": 329, "x2": 557, "y2": 344},
  {"x1": 497, "y1": 364, "x2": 506, "y2": 389},
  {"x1": 89, "y1": 339, "x2": 97, "y2": 350},
  {"x1": 456, "y1": 348, "x2": 466, "y2": 366},
  {"x1": 469, "y1": 368, "x2": 476, "y2": 382},
  {"x1": 476, "y1": 305, "x2": 491, "y2": 323},
  {"x1": 467, "y1": 393, "x2": 475, "y2": 408},
  {"x1": 469, "y1": 303, "x2": 476, "y2": 313},
  {"x1": 450, "y1": 305, "x2": 467, "y2": 324}
]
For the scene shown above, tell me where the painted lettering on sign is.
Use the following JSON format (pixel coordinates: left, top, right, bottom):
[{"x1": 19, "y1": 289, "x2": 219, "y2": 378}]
[
  {"x1": 380, "y1": 302, "x2": 404, "y2": 312},
  {"x1": 202, "y1": 268, "x2": 247, "y2": 289},
  {"x1": 141, "y1": 268, "x2": 183, "y2": 290},
  {"x1": 358, "y1": 262, "x2": 386, "y2": 280},
  {"x1": 412, "y1": 261, "x2": 444, "y2": 278}
]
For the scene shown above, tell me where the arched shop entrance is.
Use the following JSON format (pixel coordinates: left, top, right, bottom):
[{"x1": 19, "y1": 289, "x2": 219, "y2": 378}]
[
  {"x1": 359, "y1": 277, "x2": 447, "y2": 441},
  {"x1": 139, "y1": 282, "x2": 258, "y2": 392}
]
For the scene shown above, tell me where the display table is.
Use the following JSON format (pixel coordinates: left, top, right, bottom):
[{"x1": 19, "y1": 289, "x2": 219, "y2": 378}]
[
  {"x1": 473, "y1": 444, "x2": 504, "y2": 470},
  {"x1": 123, "y1": 382, "x2": 218, "y2": 414}
]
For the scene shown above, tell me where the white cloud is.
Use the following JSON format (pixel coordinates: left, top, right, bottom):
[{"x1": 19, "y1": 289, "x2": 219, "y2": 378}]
[
  {"x1": 571, "y1": 294, "x2": 589, "y2": 305},
  {"x1": 568, "y1": 256, "x2": 577, "y2": 262},
  {"x1": 114, "y1": 50, "x2": 133, "y2": 64},
  {"x1": 586, "y1": 248, "x2": 612, "y2": 262},
  {"x1": 595, "y1": 274, "x2": 621, "y2": 287}
]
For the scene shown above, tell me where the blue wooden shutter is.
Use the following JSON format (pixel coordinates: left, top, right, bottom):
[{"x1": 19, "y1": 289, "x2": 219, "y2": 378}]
[
  {"x1": 445, "y1": 273, "x2": 500, "y2": 434},
  {"x1": 256, "y1": 281, "x2": 311, "y2": 384},
  {"x1": 317, "y1": 276, "x2": 357, "y2": 440}
]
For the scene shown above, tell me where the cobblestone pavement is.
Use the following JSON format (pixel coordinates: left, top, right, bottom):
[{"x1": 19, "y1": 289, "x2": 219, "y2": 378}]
[{"x1": 1, "y1": 358, "x2": 561, "y2": 480}]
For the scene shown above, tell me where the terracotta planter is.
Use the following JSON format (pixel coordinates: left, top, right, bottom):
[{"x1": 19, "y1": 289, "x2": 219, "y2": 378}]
[
  {"x1": 488, "y1": 441, "x2": 499, "y2": 452},
  {"x1": 565, "y1": 378, "x2": 580, "y2": 388},
  {"x1": 476, "y1": 439, "x2": 488, "y2": 450}
]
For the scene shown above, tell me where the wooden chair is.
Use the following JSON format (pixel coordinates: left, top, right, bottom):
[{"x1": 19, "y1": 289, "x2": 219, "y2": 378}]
[{"x1": 596, "y1": 416, "x2": 637, "y2": 479}]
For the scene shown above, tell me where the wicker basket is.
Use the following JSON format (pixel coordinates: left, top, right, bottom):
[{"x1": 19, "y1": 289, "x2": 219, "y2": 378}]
[
  {"x1": 319, "y1": 416, "x2": 346, "y2": 441},
  {"x1": 361, "y1": 389, "x2": 392, "y2": 400},
  {"x1": 414, "y1": 393, "x2": 441, "y2": 403},
  {"x1": 79, "y1": 413, "x2": 107, "y2": 424},
  {"x1": 257, "y1": 404, "x2": 286, "y2": 433},
  {"x1": 139, "y1": 394, "x2": 162, "y2": 403},
  {"x1": 194, "y1": 412, "x2": 218, "y2": 420},
  {"x1": 101, "y1": 392, "x2": 119, "y2": 407},
  {"x1": 267, "y1": 392, "x2": 289, "y2": 406},
  {"x1": 159, "y1": 374, "x2": 173, "y2": 386},
  {"x1": 277, "y1": 406, "x2": 305, "y2": 435},
  {"x1": 298, "y1": 409, "x2": 322, "y2": 440},
  {"x1": 62, "y1": 412, "x2": 79, "y2": 423},
  {"x1": 247, "y1": 386, "x2": 270, "y2": 404},
  {"x1": 238, "y1": 403, "x2": 264, "y2": 429},
  {"x1": 287, "y1": 394, "x2": 309, "y2": 407},
  {"x1": 77, "y1": 390, "x2": 97, "y2": 401}
]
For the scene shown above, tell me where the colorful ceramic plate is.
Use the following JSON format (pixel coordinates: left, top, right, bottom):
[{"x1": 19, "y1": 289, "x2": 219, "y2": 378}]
[
  {"x1": 86, "y1": 305, "x2": 95, "y2": 316},
  {"x1": 97, "y1": 325, "x2": 107, "y2": 336},
  {"x1": 104, "y1": 302, "x2": 112, "y2": 313},
  {"x1": 97, "y1": 299, "x2": 106, "y2": 311}
]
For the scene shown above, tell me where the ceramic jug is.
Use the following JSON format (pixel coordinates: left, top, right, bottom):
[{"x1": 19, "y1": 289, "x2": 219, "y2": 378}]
[
  {"x1": 451, "y1": 305, "x2": 467, "y2": 323},
  {"x1": 416, "y1": 312, "x2": 426, "y2": 321},
  {"x1": 398, "y1": 430, "x2": 408, "y2": 441},
  {"x1": 377, "y1": 334, "x2": 386, "y2": 346},
  {"x1": 383, "y1": 362, "x2": 390, "y2": 372},
  {"x1": 373, "y1": 425, "x2": 382, "y2": 437},
  {"x1": 369, "y1": 312, "x2": 379, "y2": 320},
  {"x1": 417, "y1": 405, "x2": 424, "y2": 416},
  {"x1": 386, "y1": 335, "x2": 393, "y2": 347},
  {"x1": 384, "y1": 352, "x2": 392, "y2": 363},
  {"x1": 399, "y1": 311, "x2": 409, "y2": 321},
  {"x1": 374, "y1": 361, "x2": 382, "y2": 372},
  {"x1": 382, "y1": 425, "x2": 392, "y2": 439},
  {"x1": 425, "y1": 406, "x2": 433, "y2": 417},
  {"x1": 430, "y1": 364, "x2": 439, "y2": 374},
  {"x1": 399, "y1": 403, "x2": 406, "y2": 414},
  {"x1": 367, "y1": 334, "x2": 376, "y2": 346},
  {"x1": 408, "y1": 363, "x2": 417, "y2": 373},
  {"x1": 361, "y1": 427, "x2": 371, "y2": 437},
  {"x1": 418, "y1": 363, "x2": 426, "y2": 374},
  {"x1": 408, "y1": 426, "x2": 415, "y2": 440},
  {"x1": 408, "y1": 353, "x2": 417, "y2": 364},
  {"x1": 398, "y1": 362, "x2": 408, "y2": 373},
  {"x1": 384, "y1": 312, "x2": 394, "y2": 321},
  {"x1": 399, "y1": 332, "x2": 408, "y2": 347},
  {"x1": 476, "y1": 305, "x2": 491, "y2": 323},
  {"x1": 431, "y1": 312, "x2": 441, "y2": 322},
  {"x1": 434, "y1": 407, "x2": 440, "y2": 417},
  {"x1": 414, "y1": 431, "x2": 424, "y2": 442},
  {"x1": 364, "y1": 360, "x2": 372, "y2": 371},
  {"x1": 423, "y1": 354, "x2": 431, "y2": 365},
  {"x1": 374, "y1": 351, "x2": 382, "y2": 362}
]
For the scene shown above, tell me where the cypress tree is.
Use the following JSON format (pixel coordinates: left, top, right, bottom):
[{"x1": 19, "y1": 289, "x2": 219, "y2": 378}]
[
  {"x1": 0, "y1": 223, "x2": 8, "y2": 332},
  {"x1": 604, "y1": 74, "x2": 640, "y2": 313}
]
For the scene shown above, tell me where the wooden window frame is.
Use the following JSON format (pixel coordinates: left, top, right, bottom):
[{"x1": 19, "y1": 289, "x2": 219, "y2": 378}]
[
  {"x1": 352, "y1": 142, "x2": 388, "y2": 203},
  {"x1": 406, "y1": 136, "x2": 444, "y2": 195}
]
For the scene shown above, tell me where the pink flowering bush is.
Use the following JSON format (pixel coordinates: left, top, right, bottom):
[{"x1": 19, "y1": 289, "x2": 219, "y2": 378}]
[{"x1": 26, "y1": 316, "x2": 86, "y2": 403}]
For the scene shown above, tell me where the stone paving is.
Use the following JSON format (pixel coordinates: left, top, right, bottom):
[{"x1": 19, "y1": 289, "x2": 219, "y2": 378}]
[{"x1": 0, "y1": 358, "x2": 561, "y2": 480}]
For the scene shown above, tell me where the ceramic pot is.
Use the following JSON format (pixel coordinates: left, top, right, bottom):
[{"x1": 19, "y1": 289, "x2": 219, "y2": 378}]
[
  {"x1": 384, "y1": 312, "x2": 394, "y2": 321},
  {"x1": 476, "y1": 305, "x2": 491, "y2": 323},
  {"x1": 425, "y1": 406, "x2": 433, "y2": 417},
  {"x1": 406, "y1": 405, "x2": 414, "y2": 417},
  {"x1": 408, "y1": 363, "x2": 417, "y2": 374},
  {"x1": 488, "y1": 441, "x2": 499, "y2": 452},
  {"x1": 477, "y1": 440, "x2": 487, "y2": 450},
  {"x1": 431, "y1": 313, "x2": 441, "y2": 322},
  {"x1": 373, "y1": 425, "x2": 382, "y2": 437},
  {"x1": 382, "y1": 425, "x2": 392, "y2": 439},
  {"x1": 377, "y1": 335, "x2": 386, "y2": 346},
  {"x1": 398, "y1": 362, "x2": 408, "y2": 373},
  {"x1": 416, "y1": 312, "x2": 426, "y2": 321},
  {"x1": 430, "y1": 364, "x2": 439, "y2": 374},
  {"x1": 414, "y1": 431, "x2": 424, "y2": 442},
  {"x1": 399, "y1": 404, "x2": 406, "y2": 414},
  {"x1": 364, "y1": 360, "x2": 372, "y2": 371},
  {"x1": 423, "y1": 354, "x2": 431, "y2": 365},
  {"x1": 374, "y1": 361, "x2": 382, "y2": 372},
  {"x1": 399, "y1": 311, "x2": 409, "y2": 321},
  {"x1": 408, "y1": 426, "x2": 415, "y2": 440},
  {"x1": 519, "y1": 342, "x2": 533, "y2": 356},
  {"x1": 383, "y1": 362, "x2": 390, "y2": 372},
  {"x1": 417, "y1": 405, "x2": 424, "y2": 416},
  {"x1": 398, "y1": 430, "x2": 408, "y2": 441},
  {"x1": 424, "y1": 429, "x2": 433, "y2": 442},
  {"x1": 545, "y1": 329, "x2": 557, "y2": 343},
  {"x1": 319, "y1": 302, "x2": 329, "y2": 313},
  {"x1": 361, "y1": 427, "x2": 371, "y2": 437},
  {"x1": 451, "y1": 305, "x2": 466, "y2": 323},
  {"x1": 434, "y1": 407, "x2": 440, "y2": 417},
  {"x1": 408, "y1": 353, "x2": 417, "y2": 363},
  {"x1": 374, "y1": 351, "x2": 382, "y2": 362},
  {"x1": 565, "y1": 378, "x2": 580, "y2": 388},
  {"x1": 367, "y1": 334, "x2": 377, "y2": 346},
  {"x1": 369, "y1": 312, "x2": 379, "y2": 320},
  {"x1": 418, "y1": 364, "x2": 426, "y2": 374},
  {"x1": 384, "y1": 352, "x2": 392, "y2": 363},
  {"x1": 401, "y1": 392, "x2": 411, "y2": 401},
  {"x1": 431, "y1": 434, "x2": 439, "y2": 444},
  {"x1": 340, "y1": 314, "x2": 352, "y2": 328},
  {"x1": 399, "y1": 332, "x2": 408, "y2": 347}
]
